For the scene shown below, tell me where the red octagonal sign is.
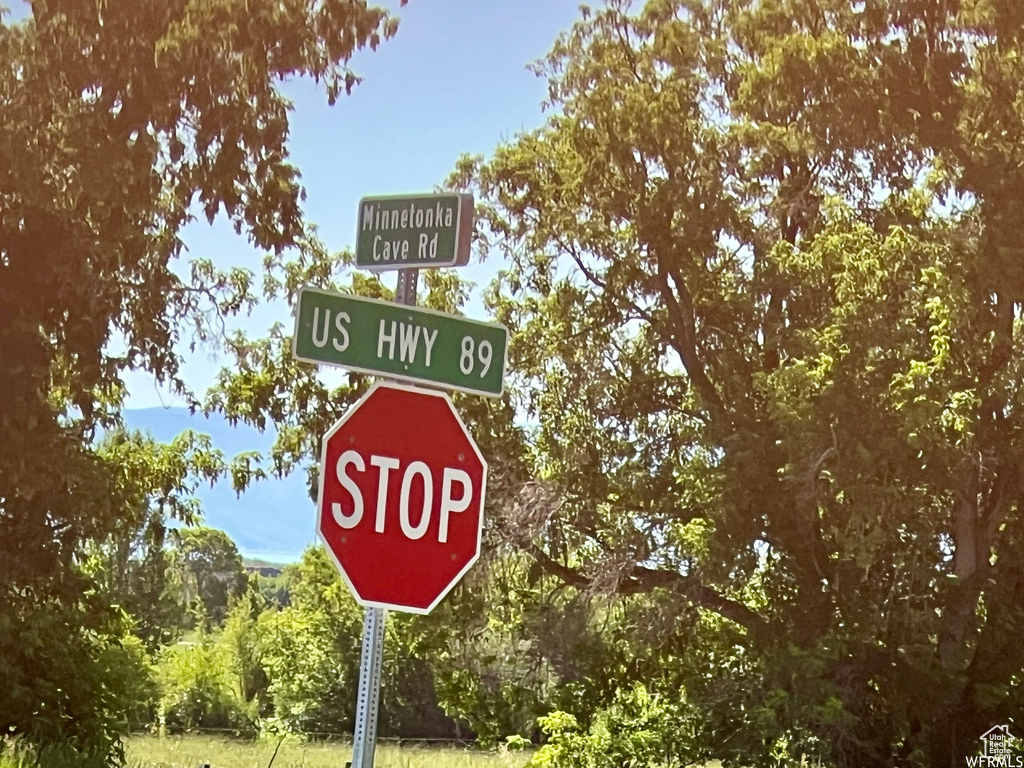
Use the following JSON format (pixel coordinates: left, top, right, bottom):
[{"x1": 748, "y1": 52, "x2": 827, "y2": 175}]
[{"x1": 317, "y1": 382, "x2": 486, "y2": 614}]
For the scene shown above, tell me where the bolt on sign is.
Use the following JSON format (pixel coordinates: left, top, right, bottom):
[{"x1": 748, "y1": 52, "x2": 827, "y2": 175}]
[
  {"x1": 355, "y1": 193, "x2": 474, "y2": 270},
  {"x1": 291, "y1": 287, "x2": 508, "y2": 397}
]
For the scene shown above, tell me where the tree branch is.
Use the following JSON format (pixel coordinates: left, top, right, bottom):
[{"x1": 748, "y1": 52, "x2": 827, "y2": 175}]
[
  {"x1": 524, "y1": 543, "x2": 765, "y2": 633},
  {"x1": 654, "y1": 251, "x2": 725, "y2": 416}
]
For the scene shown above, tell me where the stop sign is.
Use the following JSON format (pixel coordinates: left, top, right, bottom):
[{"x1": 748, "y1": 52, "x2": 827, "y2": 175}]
[{"x1": 316, "y1": 382, "x2": 486, "y2": 614}]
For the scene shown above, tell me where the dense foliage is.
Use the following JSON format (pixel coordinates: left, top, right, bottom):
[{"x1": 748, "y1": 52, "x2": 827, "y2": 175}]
[
  {"x1": 449, "y1": 1, "x2": 1024, "y2": 765},
  {"x1": 172, "y1": 526, "x2": 248, "y2": 627}
]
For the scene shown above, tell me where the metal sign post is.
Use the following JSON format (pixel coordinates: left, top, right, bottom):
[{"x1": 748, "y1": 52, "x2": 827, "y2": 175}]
[
  {"x1": 350, "y1": 606, "x2": 386, "y2": 768},
  {"x1": 349, "y1": 266, "x2": 419, "y2": 768}
]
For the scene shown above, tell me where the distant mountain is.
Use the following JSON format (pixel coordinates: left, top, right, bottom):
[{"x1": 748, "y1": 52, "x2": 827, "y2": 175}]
[
  {"x1": 122, "y1": 407, "x2": 314, "y2": 563},
  {"x1": 243, "y1": 558, "x2": 286, "y2": 578},
  {"x1": 246, "y1": 565, "x2": 285, "y2": 578}
]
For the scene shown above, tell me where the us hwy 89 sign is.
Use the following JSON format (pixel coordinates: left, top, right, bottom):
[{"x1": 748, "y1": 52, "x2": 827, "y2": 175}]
[{"x1": 291, "y1": 287, "x2": 508, "y2": 397}]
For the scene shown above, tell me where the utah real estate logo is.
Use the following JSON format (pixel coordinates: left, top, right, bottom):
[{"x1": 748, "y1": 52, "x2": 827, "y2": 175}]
[{"x1": 966, "y1": 725, "x2": 1022, "y2": 767}]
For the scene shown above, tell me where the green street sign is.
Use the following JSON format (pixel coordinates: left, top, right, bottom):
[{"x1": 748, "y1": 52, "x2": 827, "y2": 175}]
[
  {"x1": 355, "y1": 193, "x2": 474, "y2": 271},
  {"x1": 291, "y1": 287, "x2": 507, "y2": 397}
]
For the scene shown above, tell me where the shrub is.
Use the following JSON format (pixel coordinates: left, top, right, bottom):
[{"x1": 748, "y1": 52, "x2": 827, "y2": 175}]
[
  {"x1": 154, "y1": 634, "x2": 255, "y2": 735},
  {"x1": 529, "y1": 684, "x2": 695, "y2": 768},
  {"x1": 98, "y1": 634, "x2": 159, "y2": 733},
  {"x1": 260, "y1": 607, "x2": 360, "y2": 735}
]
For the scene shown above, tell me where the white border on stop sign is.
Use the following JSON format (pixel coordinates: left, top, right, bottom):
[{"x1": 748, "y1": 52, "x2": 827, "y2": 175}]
[{"x1": 315, "y1": 380, "x2": 488, "y2": 615}]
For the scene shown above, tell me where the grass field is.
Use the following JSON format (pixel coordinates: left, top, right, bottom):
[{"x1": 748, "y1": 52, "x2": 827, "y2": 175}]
[{"x1": 123, "y1": 734, "x2": 531, "y2": 768}]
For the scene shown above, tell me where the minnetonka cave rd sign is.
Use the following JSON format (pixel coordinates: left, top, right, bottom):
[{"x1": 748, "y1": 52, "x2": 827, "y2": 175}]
[
  {"x1": 317, "y1": 382, "x2": 486, "y2": 614},
  {"x1": 355, "y1": 193, "x2": 474, "y2": 270},
  {"x1": 292, "y1": 286, "x2": 508, "y2": 397}
]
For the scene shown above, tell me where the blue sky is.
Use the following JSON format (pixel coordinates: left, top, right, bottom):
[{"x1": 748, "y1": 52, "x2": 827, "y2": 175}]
[{"x1": 123, "y1": 0, "x2": 586, "y2": 409}]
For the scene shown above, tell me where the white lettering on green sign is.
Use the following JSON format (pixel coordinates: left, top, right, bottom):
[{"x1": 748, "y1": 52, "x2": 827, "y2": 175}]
[
  {"x1": 355, "y1": 194, "x2": 472, "y2": 271},
  {"x1": 361, "y1": 201, "x2": 455, "y2": 232},
  {"x1": 377, "y1": 320, "x2": 438, "y2": 366},
  {"x1": 361, "y1": 200, "x2": 456, "y2": 266},
  {"x1": 292, "y1": 289, "x2": 507, "y2": 397},
  {"x1": 311, "y1": 308, "x2": 351, "y2": 352}
]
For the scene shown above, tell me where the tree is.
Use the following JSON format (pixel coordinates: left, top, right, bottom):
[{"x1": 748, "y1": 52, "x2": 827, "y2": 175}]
[
  {"x1": 155, "y1": 628, "x2": 256, "y2": 735},
  {"x1": 257, "y1": 547, "x2": 366, "y2": 735},
  {"x1": 86, "y1": 429, "x2": 226, "y2": 648},
  {"x1": 0, "y1": 0, "x2": 402, "y2": 754},
  {"x1": 258, "y1": 546, "x2": 463, "y2": 738},
  {"x1": 154, "y1": 579, "x2": 269, "y2": 734},
  {"x1": 172, "y1": 526, "x2": 248, "y2": 627},
  {"x1": 0, "y1": 425, "x2": 223, "y2": 752},
  {"x1": 444, "y1": 1, "x2": 1024, "y2": 765}
]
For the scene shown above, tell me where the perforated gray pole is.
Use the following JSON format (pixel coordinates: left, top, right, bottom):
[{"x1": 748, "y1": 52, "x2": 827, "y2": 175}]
[
  {"x1": 395, "y1": 266, "x2": 419, "y2": 306},
  {"x1": 350, "y1": 605, "x2": 387, "y2": 768},
  {"x1": 349, "y1": 267, "x2": 419, "y2": 768}
]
